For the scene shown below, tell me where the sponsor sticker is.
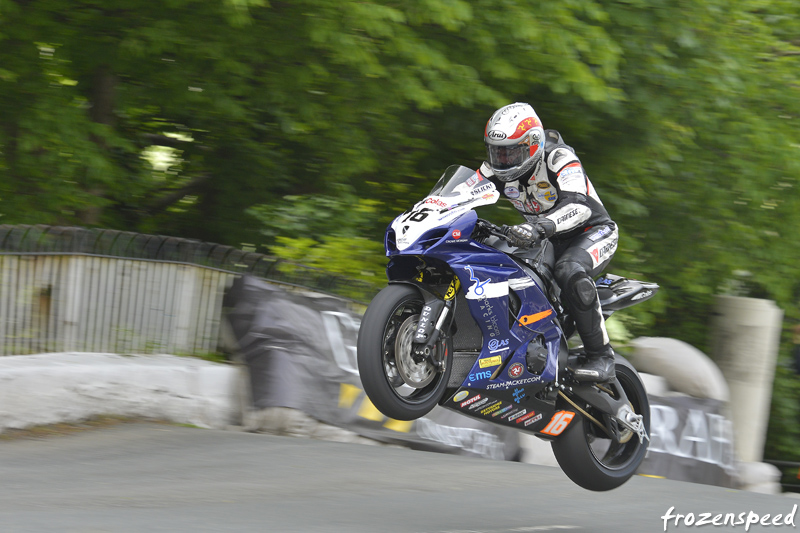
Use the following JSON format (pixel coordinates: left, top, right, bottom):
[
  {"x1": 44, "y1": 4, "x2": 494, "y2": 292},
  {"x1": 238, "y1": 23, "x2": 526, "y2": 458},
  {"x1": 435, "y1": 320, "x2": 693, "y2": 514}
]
[
  {"x1": 512, "y1": 387, "x2": 525, "y2": 403},
  {"x1": 524, "y1": 413, "x2": 543, "y2": 426},
  {"x1": 493, "y1": 404, "x2": 514, "y2": 417},
  {"x1": 588, "y1": 226, "x2": 611, "y2": 242},
  {"x1": 486, "y1": 376, "x2": 542, "y2": 390},
  {"x1": 479, "y1": 355, "x2": 502, "y2": 368},
  {"x1": 507, "y1": 409, "x2": 527, "y2": 422},
  {"x1": 424, "y1": 197, "x2": 448, "y2": 208},
  {"x1": 508, "y1": 362, "x2": 524, "y2": 379},
  {"x1": 516, "y1": 411, "x2": 539, "y2": 424},
  {"x1": 588, "y1": 239, "x2": 618, "y2": 267},
  {"x1": 505, "y1": 186, "x2": 520, "y2": 199},
  {"x1": 481, "y1": 402, "x2": 503, "y2": 416},
  {"x1": 471, "y1": 184, "x2": 495, "y2": 196},
  {"x1": 444, "y1": 278, "x2": 459, "y2": 300},
  {"x1": 487, "y1": 130, "x2": 507, "y2": 140},
  {"x1": 558, "y1": 163, "x2": 583, "y2": 177},
  {"x1": 488, "y1": 338, "x2": 509, "y2": 353},
  {"x1": 631, "y1": 289, "x2": 653, "y2": 301},
  {"x1": 557, "y1": 173, "x2": 585, "y2": 193},
  {"x1": 468, "y1": 397, "x2": 490, "y2": 410},
  {"x1": 556, "y1": 208, "x2": 581, "y2": 225},
  {"x1": 460, "y1": 394, "x2": 482, "y2": 408},
  {"x1": 452, "y1": 229, "x2": 461, "y2": 239},
  {"x1": 524, "y1": 199, "x2": 542, "y2": 213},
  {"x1": 469, "y1": 370, "x2": 493, "y2": 382},
  {"x1": 453, "y1": 390, "x2": 469, "y2": 402}
]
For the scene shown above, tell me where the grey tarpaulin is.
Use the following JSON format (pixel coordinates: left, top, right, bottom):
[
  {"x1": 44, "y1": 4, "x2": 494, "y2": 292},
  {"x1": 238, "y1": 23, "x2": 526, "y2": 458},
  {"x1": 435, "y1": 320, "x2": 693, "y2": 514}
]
[
  {"x1": 638, "y1": 394, "x2": 738, "y2": 488},
  {"x1": 223, "y1": 275, "x2": 521, "y2": 461}
]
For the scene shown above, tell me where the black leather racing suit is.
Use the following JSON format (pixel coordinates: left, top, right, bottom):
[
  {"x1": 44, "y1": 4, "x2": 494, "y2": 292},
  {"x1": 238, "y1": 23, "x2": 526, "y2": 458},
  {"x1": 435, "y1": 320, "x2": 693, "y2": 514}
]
[{"x1": 478, "y1": 129, "x2": 618, "y2": 355}]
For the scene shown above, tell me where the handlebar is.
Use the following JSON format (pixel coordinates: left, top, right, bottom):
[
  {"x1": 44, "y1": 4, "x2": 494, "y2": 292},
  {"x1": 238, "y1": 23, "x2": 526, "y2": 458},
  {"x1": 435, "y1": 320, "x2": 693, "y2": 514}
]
[
  {"x1": 475, "y1": 218, "x2": 511, "y2": 241},
  {"x1": 475, "y1": 218, "x2": 547, "y2": 250}
]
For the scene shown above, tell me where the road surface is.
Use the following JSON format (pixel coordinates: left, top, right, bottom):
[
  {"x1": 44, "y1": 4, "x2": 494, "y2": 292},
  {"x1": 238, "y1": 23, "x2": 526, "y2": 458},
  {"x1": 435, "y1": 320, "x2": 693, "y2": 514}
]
[{"x1": 0, "y1": 422, "x2": 796, "y2": 532}]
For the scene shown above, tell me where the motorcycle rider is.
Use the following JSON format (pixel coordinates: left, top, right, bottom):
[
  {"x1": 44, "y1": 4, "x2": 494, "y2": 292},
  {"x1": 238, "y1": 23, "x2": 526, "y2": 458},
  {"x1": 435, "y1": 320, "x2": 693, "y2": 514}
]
[{"x1": 478, "y1": 102, "x2": 618, "y2": 382}]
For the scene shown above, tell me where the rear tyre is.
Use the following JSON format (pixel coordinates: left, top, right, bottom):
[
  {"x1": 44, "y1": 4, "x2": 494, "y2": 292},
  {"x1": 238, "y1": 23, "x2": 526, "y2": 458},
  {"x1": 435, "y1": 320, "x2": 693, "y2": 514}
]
[
  {"x1": 357, "y1": 284, "x2": 452, "y2": 421},
  {"x1": 551, "y1": 356, "x2": 650, "y2": 491}
]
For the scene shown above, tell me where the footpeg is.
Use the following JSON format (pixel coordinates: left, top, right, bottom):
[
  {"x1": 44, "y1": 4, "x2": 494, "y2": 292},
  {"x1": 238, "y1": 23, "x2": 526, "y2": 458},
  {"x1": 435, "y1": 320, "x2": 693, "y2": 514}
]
[{"x1": 616, "y1": 405, "x2": 649, "y2": 444}]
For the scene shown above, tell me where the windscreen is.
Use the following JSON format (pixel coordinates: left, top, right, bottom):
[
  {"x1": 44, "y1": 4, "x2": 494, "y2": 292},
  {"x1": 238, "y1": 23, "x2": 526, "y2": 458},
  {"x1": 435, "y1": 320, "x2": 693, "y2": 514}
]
[{"x1": 427, "y1": 165, "x2": 485, "y2": 197}]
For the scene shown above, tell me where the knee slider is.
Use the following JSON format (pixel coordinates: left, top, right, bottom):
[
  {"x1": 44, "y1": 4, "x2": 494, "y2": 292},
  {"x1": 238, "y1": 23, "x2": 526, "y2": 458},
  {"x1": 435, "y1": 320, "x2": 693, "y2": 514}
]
[{"x1": 572, "y1": 276, "x2": 598, "y2": 310}]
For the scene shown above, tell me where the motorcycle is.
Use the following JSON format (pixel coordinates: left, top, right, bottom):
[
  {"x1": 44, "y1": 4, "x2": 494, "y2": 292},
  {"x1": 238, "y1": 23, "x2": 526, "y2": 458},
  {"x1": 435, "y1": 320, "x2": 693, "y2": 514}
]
[{"x1": 356, "y1": 164, "x2": 659, "y2": 491}]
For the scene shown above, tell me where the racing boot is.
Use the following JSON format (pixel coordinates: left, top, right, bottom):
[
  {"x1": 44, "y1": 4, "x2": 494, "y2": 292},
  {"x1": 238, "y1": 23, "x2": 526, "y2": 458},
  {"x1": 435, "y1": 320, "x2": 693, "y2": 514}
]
[
  {"x1": 570, "y1": 344, "x2": 616, "y2": 383},
  {"x1": 557, "y1": 268, "x2": 615, "y2": 382}
]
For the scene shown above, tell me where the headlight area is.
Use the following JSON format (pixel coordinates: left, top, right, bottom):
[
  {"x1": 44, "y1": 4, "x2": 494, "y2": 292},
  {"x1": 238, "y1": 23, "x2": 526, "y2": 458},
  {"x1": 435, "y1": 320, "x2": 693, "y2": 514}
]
[{"x1": 386, "y1": 227, "x2": 449, "y2": 256}]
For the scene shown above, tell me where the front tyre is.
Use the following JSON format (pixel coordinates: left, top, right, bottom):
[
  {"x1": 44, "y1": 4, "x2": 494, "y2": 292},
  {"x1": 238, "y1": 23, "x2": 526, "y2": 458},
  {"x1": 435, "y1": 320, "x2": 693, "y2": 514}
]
[
  {"x1": 551, "y1": 356, "x2": 650, "y2": 491},
  {"x1": 357, "y1": 284, "x2": 452, "y2": 421}
]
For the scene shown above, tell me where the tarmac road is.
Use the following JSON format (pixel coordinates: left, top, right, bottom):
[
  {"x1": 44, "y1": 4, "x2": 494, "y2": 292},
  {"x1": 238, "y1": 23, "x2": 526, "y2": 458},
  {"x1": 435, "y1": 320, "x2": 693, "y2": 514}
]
[{"x1": 0, "y1": 422, "x2": 796, "y2": 533}]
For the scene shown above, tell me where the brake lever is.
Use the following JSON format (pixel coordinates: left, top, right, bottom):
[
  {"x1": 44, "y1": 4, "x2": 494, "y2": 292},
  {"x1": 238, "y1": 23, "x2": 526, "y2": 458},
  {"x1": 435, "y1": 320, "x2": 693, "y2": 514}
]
[{"x1": 476, "y1": 219, "x2": 510, "y2": 241}]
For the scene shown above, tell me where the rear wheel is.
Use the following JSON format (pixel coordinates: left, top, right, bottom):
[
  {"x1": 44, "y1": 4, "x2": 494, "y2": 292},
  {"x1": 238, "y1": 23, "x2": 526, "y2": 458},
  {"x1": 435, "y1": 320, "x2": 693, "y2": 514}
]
[
  {"x1": 357, "y1": 284, "x2": 452, "y2": 421},
  {"x1": 551, "y1": 357, "x2": 650, "y2": 491}
]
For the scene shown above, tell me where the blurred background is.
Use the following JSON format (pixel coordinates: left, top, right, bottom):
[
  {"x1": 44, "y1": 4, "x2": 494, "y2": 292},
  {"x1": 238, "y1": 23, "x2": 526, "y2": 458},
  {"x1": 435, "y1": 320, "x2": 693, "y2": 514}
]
[{"x1": 0, "y1": 0, "x2": 799, "y2": 481}]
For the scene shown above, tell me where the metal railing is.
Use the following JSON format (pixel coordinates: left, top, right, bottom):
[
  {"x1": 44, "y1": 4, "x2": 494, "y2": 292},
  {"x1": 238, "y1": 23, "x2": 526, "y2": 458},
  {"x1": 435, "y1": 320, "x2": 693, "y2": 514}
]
[
  {"x1": 764, "y1": 460, "x2": 800, "y2": 493},
  {"x1": 0, "y1": 225, "x2": 377, "y2": 356}
]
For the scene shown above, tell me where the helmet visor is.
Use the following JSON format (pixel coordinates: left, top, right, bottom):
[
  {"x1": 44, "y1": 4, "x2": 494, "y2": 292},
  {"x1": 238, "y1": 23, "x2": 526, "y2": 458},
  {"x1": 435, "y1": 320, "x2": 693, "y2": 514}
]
[{"x1": 487, "y1": 143, "x2": 528, "y2": 171}]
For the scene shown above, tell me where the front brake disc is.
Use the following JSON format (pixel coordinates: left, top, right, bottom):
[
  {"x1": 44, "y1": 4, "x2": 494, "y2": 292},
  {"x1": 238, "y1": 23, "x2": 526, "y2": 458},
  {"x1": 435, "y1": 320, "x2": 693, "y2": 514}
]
[{"x1": 394, "y1": 314, "x2": 436, "y2": 389}]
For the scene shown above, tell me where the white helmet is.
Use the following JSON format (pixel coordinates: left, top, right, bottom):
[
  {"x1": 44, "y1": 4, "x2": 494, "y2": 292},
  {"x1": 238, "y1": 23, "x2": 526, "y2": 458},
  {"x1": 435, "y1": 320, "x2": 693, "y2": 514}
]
[{"x1": 484, "y1": 102, "x2": 545, "y2": 182}]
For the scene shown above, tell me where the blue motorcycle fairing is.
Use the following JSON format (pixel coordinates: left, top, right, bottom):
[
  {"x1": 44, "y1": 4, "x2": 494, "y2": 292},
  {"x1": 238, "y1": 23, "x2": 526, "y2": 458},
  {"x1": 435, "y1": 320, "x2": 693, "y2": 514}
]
[{"x1": 385, "y1": 208, "x2": 565, "y2": 433}]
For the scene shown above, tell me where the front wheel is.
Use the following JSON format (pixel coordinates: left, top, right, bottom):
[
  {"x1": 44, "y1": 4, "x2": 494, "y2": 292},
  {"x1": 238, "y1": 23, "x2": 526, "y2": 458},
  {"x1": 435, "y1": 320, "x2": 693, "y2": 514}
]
[
  {"x1": 551, "y1": 356, "x2": 650, "y2": 491},
  {"x1": 357, "y1": 284, "x2": 452, "y2": 421}
]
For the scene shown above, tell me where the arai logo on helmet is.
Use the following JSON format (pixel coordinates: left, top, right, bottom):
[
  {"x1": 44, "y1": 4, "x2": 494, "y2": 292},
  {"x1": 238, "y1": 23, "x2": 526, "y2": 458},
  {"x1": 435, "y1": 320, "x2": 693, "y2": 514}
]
[{"x1": 487, "y1": 130, "x2": 507, "y2": 140}]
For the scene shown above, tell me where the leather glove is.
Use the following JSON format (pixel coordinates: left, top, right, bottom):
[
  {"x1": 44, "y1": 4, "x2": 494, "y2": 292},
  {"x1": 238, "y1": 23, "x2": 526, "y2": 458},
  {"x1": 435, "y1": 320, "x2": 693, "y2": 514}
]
[
  {"x1": 506, "y1": 218, "x2": 556, "y2": 248},
  {"x1": 506, "y1": 223, "x2": 541, "y2": 248}
]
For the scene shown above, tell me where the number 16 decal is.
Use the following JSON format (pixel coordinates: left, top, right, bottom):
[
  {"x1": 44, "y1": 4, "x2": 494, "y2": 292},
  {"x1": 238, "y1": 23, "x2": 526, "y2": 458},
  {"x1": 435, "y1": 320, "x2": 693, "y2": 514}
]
[{"x1": 541, "y1": 410, "x2": 575, "y2": 436}]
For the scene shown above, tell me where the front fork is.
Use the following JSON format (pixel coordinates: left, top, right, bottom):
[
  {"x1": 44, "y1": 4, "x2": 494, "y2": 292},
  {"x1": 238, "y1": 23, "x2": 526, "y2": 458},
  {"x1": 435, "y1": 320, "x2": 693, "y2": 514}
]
[{"x1": 410, "y1": 276, "x2": 459, "y2": 370}]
